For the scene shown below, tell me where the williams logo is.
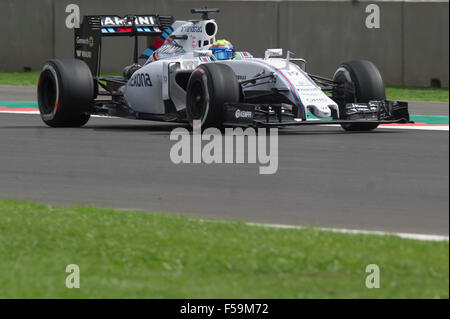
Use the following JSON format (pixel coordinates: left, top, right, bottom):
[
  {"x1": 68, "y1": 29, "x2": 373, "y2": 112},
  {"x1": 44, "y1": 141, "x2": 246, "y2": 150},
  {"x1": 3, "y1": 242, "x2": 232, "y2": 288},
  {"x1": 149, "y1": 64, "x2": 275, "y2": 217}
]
[
  {"x1": 76, "y1": 50, "x2": 92, "y2": 59},
  {"x1": 181, "y1": 25, "x2": 203, "y2": 33}
]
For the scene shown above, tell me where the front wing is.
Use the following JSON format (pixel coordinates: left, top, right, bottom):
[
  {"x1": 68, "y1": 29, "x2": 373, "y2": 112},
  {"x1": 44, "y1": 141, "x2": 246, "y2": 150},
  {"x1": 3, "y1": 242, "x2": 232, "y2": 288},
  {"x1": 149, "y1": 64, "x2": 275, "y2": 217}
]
[{"x1": 223, "y1": 100, "x2": 411, "y2": 128}]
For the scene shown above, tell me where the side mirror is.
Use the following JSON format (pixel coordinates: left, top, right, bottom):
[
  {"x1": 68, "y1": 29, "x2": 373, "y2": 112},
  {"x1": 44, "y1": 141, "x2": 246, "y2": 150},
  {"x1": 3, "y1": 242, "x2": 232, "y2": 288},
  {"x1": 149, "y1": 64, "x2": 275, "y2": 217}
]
[
  {"x1": 264, "y1": 48, "x2": 283, "y2": 59},
  {"x1": 286, "y1": 51, "x2": 307, "y2": 71}
]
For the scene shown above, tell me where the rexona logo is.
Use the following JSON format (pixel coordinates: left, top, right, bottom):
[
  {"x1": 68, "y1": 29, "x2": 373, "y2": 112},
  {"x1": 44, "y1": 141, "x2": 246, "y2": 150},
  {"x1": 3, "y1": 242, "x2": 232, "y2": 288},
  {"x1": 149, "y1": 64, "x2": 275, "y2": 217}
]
[
  {"x1": 101, "y1": 16, "x2": 156, "y2": 27},
  {"x1": 130, "y1": 73, "x2": 153, "y2": 87}
]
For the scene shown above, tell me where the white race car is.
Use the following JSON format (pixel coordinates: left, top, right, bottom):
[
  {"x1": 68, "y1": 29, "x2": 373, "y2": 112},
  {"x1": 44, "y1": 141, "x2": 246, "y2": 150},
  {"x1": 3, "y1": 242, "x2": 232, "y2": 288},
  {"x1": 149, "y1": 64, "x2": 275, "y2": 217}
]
[{"x1": 38, "y1": 8, "x2": 410, "y2": 131}]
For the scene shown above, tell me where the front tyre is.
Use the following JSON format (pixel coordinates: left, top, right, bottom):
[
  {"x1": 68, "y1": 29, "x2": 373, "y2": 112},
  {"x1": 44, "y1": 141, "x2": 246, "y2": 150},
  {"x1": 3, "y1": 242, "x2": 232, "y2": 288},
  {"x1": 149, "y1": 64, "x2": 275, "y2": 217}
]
[
  {"x1": 38, "y1": 59, "x2": 94, "y2": 127},
  {"x1": 186, "y1": 63, "x2": 240, "y2": 129},
  {"x1": 332, "y1": 60, "x2": 386, "y2": 131}
]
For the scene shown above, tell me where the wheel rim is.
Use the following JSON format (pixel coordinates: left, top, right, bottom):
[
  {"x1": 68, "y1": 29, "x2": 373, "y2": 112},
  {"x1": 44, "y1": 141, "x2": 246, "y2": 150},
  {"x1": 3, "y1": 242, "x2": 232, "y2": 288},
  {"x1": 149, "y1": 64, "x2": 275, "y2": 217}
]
[
  {"x1": 189, "y1": 80, "x2": 206, "y2": 120},
  {"x1": 39, "y1": 70, "x2": 57, "y2": 115}
]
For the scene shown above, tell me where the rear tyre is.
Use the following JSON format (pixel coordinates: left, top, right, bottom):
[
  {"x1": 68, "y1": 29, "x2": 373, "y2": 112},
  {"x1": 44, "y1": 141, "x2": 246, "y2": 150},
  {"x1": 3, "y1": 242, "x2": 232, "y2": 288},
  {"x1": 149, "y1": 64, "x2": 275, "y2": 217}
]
[
  {"x1": 332, "y1": 60, "x2": 386, "y2": 131},
  {"x1": 38, "y1": 59, "x2": 94, "y2": 127},
  {"x1": 186, "y1": 63, "x2": 240, "y2": 129}
]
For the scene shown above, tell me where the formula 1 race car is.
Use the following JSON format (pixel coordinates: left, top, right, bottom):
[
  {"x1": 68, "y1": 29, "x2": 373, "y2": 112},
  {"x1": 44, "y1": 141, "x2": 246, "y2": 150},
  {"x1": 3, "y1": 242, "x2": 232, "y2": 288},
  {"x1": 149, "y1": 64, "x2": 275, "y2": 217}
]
[{"x1": 38, "y1": 8, "x2": 410, "y2": 131}]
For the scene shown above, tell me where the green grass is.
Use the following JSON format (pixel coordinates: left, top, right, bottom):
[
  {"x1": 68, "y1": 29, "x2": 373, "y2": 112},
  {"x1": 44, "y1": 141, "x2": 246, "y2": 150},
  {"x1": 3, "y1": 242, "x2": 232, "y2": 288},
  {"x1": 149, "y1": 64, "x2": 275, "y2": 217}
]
[
  {"x1": 0, "y1": 72, "x2": 448, "y2": 102},
  {"x1": 0, "y1": 72, "x2": 40, "y2": 86},
  {"x1": 386, "y1": 85, "x2": 449, "y2": 103},
  {"x1": 0, "y1": 72, "x2": 120, "y2": 87},
  {"x1": 0, "y1": 200, "x2": 448, "y2": 299}
]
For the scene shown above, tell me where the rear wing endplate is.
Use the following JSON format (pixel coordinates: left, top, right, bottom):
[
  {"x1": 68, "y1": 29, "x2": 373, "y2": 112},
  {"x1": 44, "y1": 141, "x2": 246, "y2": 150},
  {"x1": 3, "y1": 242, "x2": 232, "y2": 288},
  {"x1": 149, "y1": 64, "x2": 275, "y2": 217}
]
[{"x1": 74, "y1": 15, "x2": 174, "y2": 76}]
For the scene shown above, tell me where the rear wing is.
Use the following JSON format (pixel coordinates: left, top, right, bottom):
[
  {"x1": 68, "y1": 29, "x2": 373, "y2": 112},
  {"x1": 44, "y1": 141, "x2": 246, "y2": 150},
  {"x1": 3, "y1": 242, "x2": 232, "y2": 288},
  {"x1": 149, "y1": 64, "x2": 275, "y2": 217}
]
[{"x1": 74, "y1": 15, "x2": 174, "y2": 76}]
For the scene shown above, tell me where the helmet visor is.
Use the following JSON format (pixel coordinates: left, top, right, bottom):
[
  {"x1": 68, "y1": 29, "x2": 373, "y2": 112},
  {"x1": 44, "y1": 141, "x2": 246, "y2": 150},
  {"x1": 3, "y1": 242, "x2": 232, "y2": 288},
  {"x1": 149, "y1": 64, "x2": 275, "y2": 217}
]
[{"x1": 214, "y1": 50, "x2": 234, "y2": 60}]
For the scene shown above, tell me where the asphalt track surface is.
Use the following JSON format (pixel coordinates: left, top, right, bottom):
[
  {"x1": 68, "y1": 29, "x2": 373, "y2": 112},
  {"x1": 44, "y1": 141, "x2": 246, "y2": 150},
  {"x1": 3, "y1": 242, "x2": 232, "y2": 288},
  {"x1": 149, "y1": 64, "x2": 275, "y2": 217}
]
[{"x1": 0, "y1": 87, "x2": 449, "y2": 235}]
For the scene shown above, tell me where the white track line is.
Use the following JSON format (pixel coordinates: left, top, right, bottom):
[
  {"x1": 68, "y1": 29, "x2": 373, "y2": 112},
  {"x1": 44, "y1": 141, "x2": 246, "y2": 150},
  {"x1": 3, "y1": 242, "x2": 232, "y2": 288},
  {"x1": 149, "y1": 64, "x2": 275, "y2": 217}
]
[
  {"x1": 310, "y1": 123, "x2": 449, "y2": 131},
  {"x1": 0, "y1": 111, "x2": 112, "y2": 118},
  {"x1": 379, "y1": 125, "x2": 448, "y2": 131},
  {"x1": 246, "y1": 222, "x2": 449, "y2": 242},
  {"x1": 0, "y1": 110, "x2": 40, "y2": 115}
]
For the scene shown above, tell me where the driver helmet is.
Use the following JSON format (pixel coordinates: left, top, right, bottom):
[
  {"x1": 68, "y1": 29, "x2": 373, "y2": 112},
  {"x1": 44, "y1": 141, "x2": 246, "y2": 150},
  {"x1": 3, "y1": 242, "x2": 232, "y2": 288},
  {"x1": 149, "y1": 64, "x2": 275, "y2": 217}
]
[{"x1": 211, "y1": 40, "x2": 235, "y2": 60}]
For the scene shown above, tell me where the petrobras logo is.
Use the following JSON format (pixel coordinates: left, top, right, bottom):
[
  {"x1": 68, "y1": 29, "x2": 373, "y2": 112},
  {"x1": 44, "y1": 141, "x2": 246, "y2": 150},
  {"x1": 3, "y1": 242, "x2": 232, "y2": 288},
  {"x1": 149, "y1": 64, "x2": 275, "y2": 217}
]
[
  {"x1": 76, "y1": 36, "x2": 94, "y2": 48},
  {"x1": 235, "y1": 109, "x2": 253, "y2": 119},
  {"x1": 181, "y1": 25, "x2": 203, "y2": 33},
  {"x1": 101, "y1": 16, "x2": 156, "y2": 27}
]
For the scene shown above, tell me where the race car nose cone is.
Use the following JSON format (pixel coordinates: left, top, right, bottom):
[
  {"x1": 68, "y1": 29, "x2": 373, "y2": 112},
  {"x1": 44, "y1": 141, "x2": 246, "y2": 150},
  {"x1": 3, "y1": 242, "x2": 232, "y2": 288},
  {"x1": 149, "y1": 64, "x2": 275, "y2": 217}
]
[{"x1": 308, "y1": 105, "x2": 332, "y2": 118}]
